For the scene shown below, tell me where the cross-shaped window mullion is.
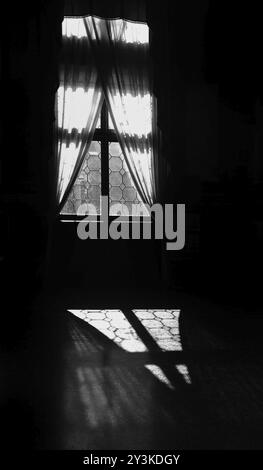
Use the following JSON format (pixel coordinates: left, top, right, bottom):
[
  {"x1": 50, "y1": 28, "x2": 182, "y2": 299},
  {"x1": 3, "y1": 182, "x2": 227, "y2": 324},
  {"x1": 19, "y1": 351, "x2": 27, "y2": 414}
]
[{"x1": 100, "y1": 101, "x2": 109, "y2": 198}]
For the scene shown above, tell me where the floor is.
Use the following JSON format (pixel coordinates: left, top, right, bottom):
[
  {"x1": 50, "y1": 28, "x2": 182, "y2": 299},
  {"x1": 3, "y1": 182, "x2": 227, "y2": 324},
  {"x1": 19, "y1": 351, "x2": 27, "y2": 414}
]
[{"x1": 2, "y1": 288, "x2": 263, "y2": 450}]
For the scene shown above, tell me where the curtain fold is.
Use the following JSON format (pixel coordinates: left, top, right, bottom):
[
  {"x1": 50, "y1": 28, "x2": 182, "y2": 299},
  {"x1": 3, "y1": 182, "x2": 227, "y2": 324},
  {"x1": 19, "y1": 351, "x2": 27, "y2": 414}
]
[
  {"x1": 56, "y1": 17, "x2": 103, "y2": 212},
  {"x1": 84, "y1": 16, "x2": 156, "y2": 206}
]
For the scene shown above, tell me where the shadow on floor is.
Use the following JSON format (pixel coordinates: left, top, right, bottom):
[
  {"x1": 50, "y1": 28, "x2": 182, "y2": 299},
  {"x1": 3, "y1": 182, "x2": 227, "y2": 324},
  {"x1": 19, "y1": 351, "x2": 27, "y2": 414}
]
[{"x1": 2, "y1": 288, "x2": 263, "y2": 450}]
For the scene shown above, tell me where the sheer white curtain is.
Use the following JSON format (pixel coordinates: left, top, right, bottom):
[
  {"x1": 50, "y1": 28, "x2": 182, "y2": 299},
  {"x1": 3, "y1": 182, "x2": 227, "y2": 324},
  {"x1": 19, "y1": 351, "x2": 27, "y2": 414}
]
[
  {"x1": 56, "y1": 16, "x2": 158, "y2": 211},
  {"x1": 84, "y1": 16, "x2": 157, "y2": 206},
  {"x1": 56, "y1": 17, "x2": 103, "y2": 211},
  {"x1": 107, "y1": 90, "x2": 153, "y2": 205}
]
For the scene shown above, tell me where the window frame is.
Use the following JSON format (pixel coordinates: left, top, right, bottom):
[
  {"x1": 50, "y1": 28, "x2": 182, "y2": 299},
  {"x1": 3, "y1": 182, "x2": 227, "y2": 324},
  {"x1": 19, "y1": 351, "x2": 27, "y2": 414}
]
[{"x1": 60, "y1": 99, "x2": 151, "y2": 227}]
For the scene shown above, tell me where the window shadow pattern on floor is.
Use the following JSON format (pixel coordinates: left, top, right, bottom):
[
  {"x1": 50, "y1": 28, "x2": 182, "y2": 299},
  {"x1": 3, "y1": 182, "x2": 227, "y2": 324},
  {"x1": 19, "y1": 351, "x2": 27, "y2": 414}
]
[
  {"x1": 68, "y1": 308, "x2": 191, "y2": 388},
  {"x1": 61, "y1": 307, "x2": 263, "y2": 450}
]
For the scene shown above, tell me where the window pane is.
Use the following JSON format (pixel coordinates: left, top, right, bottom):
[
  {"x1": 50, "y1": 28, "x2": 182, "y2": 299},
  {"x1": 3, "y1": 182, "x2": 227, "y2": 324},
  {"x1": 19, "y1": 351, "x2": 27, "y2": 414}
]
[
  {"x1": 109, "y1": 142, "x2": 143, "y2": 216},
  {"x1": 60, "y1": 141, "x2": 101, "y2": 215}
]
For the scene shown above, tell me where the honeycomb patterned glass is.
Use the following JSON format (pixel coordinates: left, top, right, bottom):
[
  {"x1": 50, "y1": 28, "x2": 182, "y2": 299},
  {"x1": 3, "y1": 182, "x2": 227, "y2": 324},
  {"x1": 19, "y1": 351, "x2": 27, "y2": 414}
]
[
  {"x1": 109, "y1": 142, "x2": 142, "y2": 216},
  {"x1": 61, "y1": 141, "x2": 101, "y2": 215}
]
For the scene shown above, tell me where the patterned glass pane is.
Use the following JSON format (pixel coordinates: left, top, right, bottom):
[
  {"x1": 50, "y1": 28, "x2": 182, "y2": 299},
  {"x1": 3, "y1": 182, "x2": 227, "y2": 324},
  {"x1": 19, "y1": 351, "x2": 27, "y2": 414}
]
[
  {"x1": 109, "y1": 142, "x2": 142, "y2": 216},
  {"x1": 61, "y1": 141, "x2": 101, "y2": 215}
]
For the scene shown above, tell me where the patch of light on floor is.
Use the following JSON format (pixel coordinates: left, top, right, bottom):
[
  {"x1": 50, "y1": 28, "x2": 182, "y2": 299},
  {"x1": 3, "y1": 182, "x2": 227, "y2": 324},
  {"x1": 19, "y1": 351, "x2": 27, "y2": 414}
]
[
  {"x1": 68, "y1": 309, "x2": 147, "y2": 352},
  {"x1": 145, "y1": 365, "x2": 175, "y2": 390},
  {"x1": 68, "y1": 309, "x2": 192, "y2": 385},
  {"x1": 133, "y1": 309, "x2": 191, "y2": 384},
  {"x1": 133, "y1": 309, "x2": 182, "y2": 351},
  {"x1": 176, "y1": 364, "x2": 192, "y2": 384}
]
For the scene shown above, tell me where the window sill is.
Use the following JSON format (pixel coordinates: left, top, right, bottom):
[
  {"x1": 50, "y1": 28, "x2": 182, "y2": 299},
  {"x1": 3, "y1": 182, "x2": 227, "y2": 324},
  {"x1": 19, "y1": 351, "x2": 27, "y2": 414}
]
[{"x1": 59, "y1": 215, "x2": 152, "y2": 224}]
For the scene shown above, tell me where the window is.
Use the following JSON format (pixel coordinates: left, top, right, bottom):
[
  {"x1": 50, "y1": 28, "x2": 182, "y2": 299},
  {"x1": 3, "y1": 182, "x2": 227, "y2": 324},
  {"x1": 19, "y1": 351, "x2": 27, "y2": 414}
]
[
  {"x1": 57, "y1": 17, "x2": 154, "y2": 218},
  {"x1": 60, "y1": 101, "x2": 144, "y2": 217}
]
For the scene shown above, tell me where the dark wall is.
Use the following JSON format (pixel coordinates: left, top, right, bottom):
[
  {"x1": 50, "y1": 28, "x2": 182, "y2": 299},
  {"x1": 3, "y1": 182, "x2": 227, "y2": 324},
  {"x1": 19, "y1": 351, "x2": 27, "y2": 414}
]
[
  {"x1": 51, "y1": 222, "x2": 161, "y2": 291},
  {"x1": 158, "y1": 1, "x2": 263, "y2": 308},
  {"x1": 1, "y1": 1, "x2": 63, "y2": 297}
]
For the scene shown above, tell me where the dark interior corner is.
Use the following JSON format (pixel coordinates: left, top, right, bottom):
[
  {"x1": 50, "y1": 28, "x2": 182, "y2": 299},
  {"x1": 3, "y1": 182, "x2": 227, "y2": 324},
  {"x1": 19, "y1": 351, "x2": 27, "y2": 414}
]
[{"x1": 1, "y1": 0, "x2": 263, "y2": 452}]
